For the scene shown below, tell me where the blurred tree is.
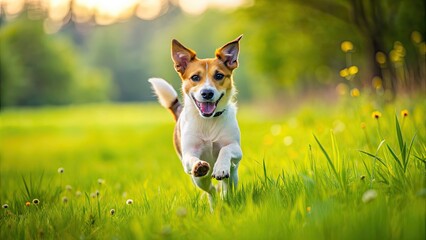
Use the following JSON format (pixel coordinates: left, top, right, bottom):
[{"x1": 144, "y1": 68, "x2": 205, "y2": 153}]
[
  {"x1": 80, "y1": 16, "x2": 180, "y2": 102},
  {"x1": 245, "y1": 0, "x2": 425, "y2": 93},
  {"x1": 0, "y1": 17, "x2": 114, "y2": 108},
  {"x1": 2, "y1": 1, "x2": 423, "y2": 106},
  {"x1": 234, "y1": 2, "x2": 356, "y2": 97},
  {"x1": 85, "y1": 22, "x2": 151, "y2": 102}
]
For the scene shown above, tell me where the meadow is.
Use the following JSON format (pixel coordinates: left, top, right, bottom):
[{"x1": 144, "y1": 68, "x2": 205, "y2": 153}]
[{"x1": 0, "y1": 93, "x2": 425, "y2": 239}]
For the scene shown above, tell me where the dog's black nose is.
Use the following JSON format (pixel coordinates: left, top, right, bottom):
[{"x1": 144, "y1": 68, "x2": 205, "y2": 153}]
[{"x1": 201, "y1": 89, "x2": 214, "y2": 100}]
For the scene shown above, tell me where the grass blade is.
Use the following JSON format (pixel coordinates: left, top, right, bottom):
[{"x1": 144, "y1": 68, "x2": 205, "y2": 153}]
[
  {"x1": 313, "y1": 135, "x2": 339, "y2": 182},
  {"x1": 38, "y1": 171, "x2": 44, "y2": 190},
  {"x1": 413, "y1": 154, "x2": 426, "y2": 164},
  {"x1": 361, "y1": 159, "x2": 371, "y2": 178},
  {"x1": 395, "y1": 115, "x2": 404, "y2": 156},
  {"x1": 97, "y1": 197, "x2": 101, "y2": 220},
  {"x1": 360, "y1": 139, "x2": 386, "y2": 188},
  {"x1": 359, "y1": 150, "x2": 387, "y2": 167},
  {"x1": 262, "y1": 158, "x2": 269, "y2": 185},
  {"x1": 85, "y1": 192, "x2": 91, "y2": 206},
  {"x1": 402, "y1": 142, "x2": 407, "y2": 170},
  {"x1": 376, "y1": 139, "x2": 386, "y2": 154},
  {"x1": 21, "y1": 175, "x2": 31, "y2": 200},
  {"x1": 330, "y1": 131, "x2": 340, "y2": 172},
  {"x1": 404, "y1": 133, "x2": 416, "y2": 172},
  {"x1": 376, "y1": 169, "x2": 389, "y2": 185},
  {"x1": 387, "y1": 144, "x2": 403, "y2": 169}
]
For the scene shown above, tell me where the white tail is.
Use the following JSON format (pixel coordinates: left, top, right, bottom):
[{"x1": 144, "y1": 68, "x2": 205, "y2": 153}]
[{"x1": 148, "y1": 78, "x2": 178, "y2": 108}]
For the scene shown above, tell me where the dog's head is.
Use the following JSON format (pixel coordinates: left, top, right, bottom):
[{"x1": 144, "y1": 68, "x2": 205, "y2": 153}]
[{"x1": 171, "y1": 35, "x2": 242, "y2": 118}]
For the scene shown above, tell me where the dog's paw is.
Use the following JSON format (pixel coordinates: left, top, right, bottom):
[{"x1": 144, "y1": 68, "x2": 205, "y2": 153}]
[
  {"x1": 192, "y1": 161, "x2": 210, "y2": 177},
  {"x1": 211, "y1": 165, "x2": 230, "y2": 180}
]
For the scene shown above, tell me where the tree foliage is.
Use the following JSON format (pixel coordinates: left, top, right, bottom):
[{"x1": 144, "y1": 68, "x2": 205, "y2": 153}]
[
  {"x1": 243, "y1": 0, "x2": 425, "y2": 93},
  {"x1": 1, "y1": 1, "x2": 424, "y2": 107},
  {"x1": 0, "y1": 18, "x2": 114, "y2": 107}
]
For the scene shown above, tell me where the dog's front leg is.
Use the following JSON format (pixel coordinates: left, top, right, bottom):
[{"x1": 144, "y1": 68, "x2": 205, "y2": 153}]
[
  {"x1": 182, "y1": 152, "x2": 210, "y2": 178},
  {"x1": 182, "y1": 149, "x2": 215, "y2": 201},
  {"x1": 212, "y1": 142, "x2": 242, "y2": 185},
  {"x1": 181, "y1": 136, "x2": 210, "y2": 178}
]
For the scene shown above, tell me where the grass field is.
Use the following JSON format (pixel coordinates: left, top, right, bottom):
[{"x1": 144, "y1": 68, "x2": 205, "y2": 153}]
[{"x1": 1, "y1": 94, "x2": 425, "y2": 239}]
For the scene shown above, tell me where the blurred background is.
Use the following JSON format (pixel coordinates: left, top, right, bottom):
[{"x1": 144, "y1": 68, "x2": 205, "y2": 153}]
[{"x1": 0, "y1": 0, "x2": 424, "y2": 109}]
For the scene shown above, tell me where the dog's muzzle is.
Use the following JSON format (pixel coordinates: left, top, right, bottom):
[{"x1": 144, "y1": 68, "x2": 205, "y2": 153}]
[{"x1": 192, "y1": 93, "x2": 224, "y2": 118}]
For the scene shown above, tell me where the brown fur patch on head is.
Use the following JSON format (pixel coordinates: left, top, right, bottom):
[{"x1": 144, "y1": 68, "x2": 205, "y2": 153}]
[
  {"x1": 172, "y1": 36, "x2": 242, "y2": 108},
  {"x1": 171, "y1": 36, "x2": 242, "y2": 82},
  {"x1": 181, "y1": 59, "x2": 234, "y2": 101}
]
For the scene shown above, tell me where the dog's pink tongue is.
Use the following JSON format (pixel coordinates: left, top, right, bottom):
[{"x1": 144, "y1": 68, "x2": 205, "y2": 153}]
[{"x1": 200, "y1": 102, "x2": 216, "y2": 115}]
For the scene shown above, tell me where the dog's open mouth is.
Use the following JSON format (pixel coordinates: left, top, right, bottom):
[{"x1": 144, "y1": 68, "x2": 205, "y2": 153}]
[{"x1": 192, "y1": 93, "x2": 224, "y2": 117}]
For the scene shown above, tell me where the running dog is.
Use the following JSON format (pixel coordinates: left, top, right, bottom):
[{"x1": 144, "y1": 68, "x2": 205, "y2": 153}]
[{"x1": 148, "y1": 35, "x2": 243, "y2": 205}]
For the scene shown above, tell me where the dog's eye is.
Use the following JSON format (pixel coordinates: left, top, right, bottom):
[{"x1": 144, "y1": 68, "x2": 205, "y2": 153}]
[
  {"x1": 190, "y1": 75, "x2": 201, "y2": 82},
  {"x1": 214, "y1": 72, "x2": 224, "y2": 81}
]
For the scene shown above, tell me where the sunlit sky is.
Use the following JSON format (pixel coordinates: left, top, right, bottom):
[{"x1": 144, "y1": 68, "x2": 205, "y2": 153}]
[{"x1": 0, "y1": 0, "x2": 250, "y2": 26}]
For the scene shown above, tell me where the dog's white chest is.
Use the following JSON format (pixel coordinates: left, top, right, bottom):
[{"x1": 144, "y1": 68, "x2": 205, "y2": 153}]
[{"x1": 179, "y1": 104, "x2": 240, "y2": 165}]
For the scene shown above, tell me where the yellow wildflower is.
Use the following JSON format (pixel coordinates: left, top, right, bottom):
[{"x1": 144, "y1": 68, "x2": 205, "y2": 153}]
[
  {"x1": 375, "y1": 52, "x2": 387, "y2": 65},
  {"x1": 372, "y1": 76, "x2": 382, "y2": 89},
  {"x1": 341, "y1": 41, "x2": 353, "y2": 52},
  {"x1": 394, "y1": 41, "x2": 405, "y2": 56},
  {"x1": 339, "y1": 68, "x2": 349, "y2": 78},
  {"x1": 348, "y1": 66, "x2": 358, "y2": 75},
  {"x1": 372, "y1": 111, "x2": 382, "y2": 119},
  {"x1": 350, "y1": 88, "x2": 360, "y2": 97},
  {"x1": 411, "y1": 31, "x2": 422, "y2": 44}
]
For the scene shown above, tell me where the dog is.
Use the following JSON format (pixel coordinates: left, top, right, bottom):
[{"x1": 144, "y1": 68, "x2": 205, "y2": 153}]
[{"x1": 148, "y1": 35, "x2": 243, "y2": 205}]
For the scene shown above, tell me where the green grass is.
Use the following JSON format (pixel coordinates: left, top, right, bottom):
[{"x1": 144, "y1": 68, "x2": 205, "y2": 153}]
[{"x1": 0, "y1": 95, "x2": 425, "y2": 240}]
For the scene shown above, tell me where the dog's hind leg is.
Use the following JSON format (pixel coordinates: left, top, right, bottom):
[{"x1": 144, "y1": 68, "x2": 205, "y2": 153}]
[
  {"x1": 221, "y1": 163, "x2": 239, "y2": 198},
  {"x1": 192, "y1": 176, "x2": 216, "y2": 211}
]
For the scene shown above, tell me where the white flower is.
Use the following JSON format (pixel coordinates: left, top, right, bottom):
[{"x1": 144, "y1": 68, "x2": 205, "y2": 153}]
[
  {"x1": 62, "y1": 197, "x2": 68, "y2": 203},
  {"x1": 362, "y1": 189, "x2": 378, "y2": 203},
  {"x1": 110, "y1": 209, "x2": 116, "y2": 215},
  {"x1": 97, "y1": 178, "x2": 105, "y2": 185},
  {"x1": 32, "y1": 199, "x2": 40, "y2": 205},
  {"x1": 176, "y1": 207, "x2": 187, "y2": 217},
  {"x1": 283, "y1": 136, "x2": 293, "y2": 146},
  {"x1": 65, "y1": 185, "x2": 72, "y2": 191},
  {"x1": 2, "y1": 204, "x2": 9, "y2": 209},
  {"x1": 58, "y1": 168, "x2": 64, "y2": 174},
  {"x1": 126, "y1": 199, "x2": 133, "y2": 205}
]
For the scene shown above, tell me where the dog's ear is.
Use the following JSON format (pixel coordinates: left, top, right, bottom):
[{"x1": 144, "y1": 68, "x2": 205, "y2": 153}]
[
  {"x1": 215, "y1": 35, "x2": 242, "y2": 70},
  {"x1": 171, "y1": 39, "x2": 196, "y2": 75}
]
